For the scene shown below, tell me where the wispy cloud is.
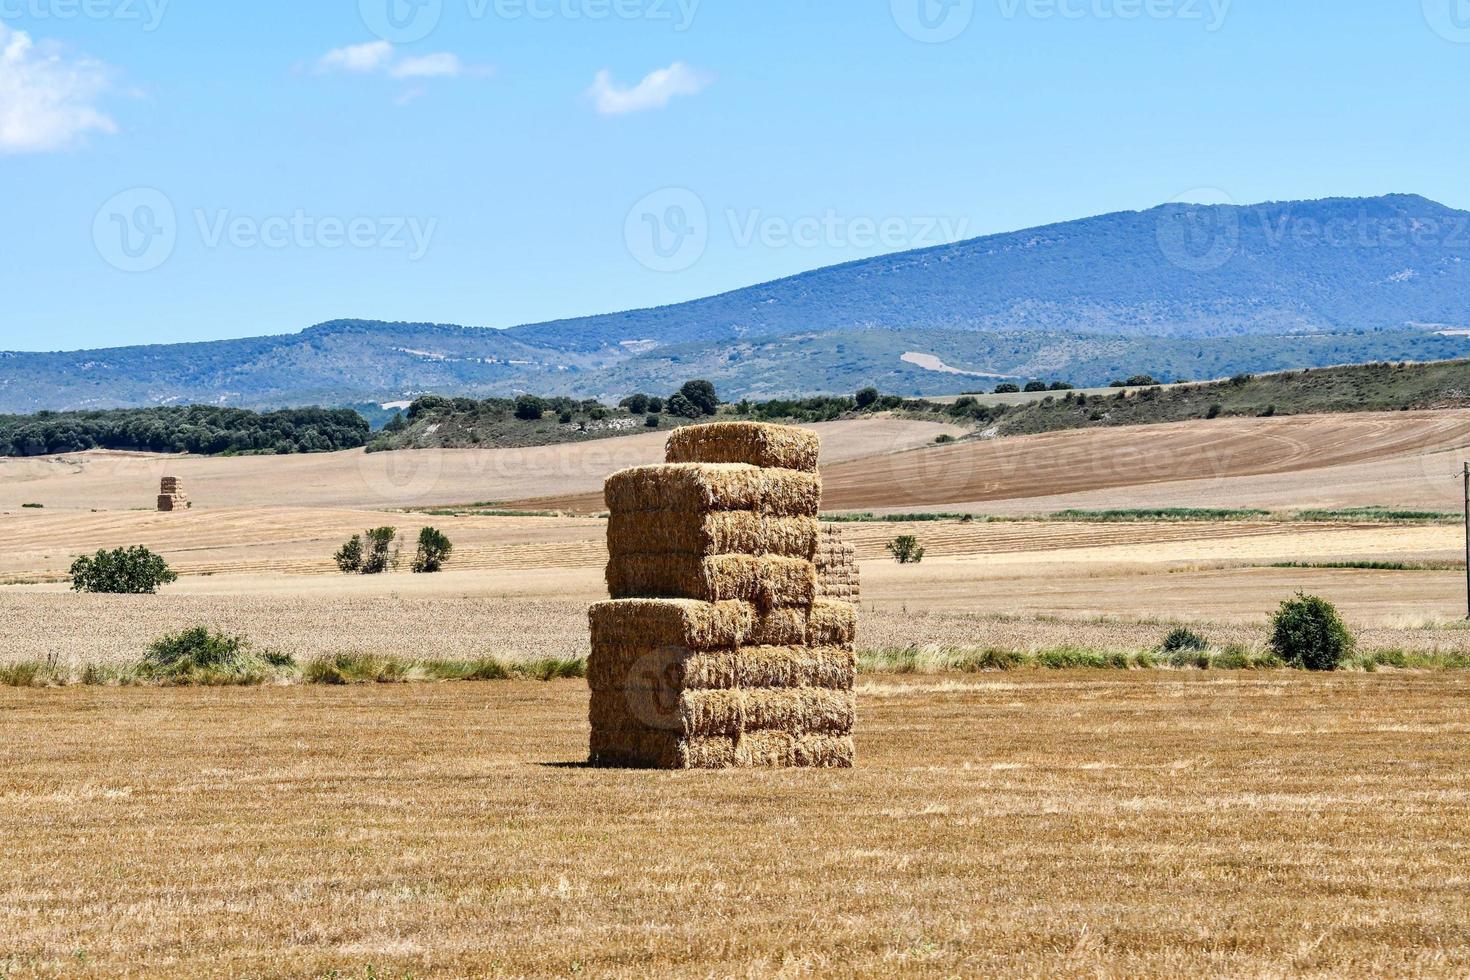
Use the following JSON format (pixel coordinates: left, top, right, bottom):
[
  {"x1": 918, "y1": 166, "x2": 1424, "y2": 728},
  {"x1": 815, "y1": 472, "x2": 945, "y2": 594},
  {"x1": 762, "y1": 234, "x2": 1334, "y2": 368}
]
[
  {"x1": 587, "y1": 61, "x2": 713, "y2": 115},
  {"x1": 313, "y1": 42, "x2": 489, "y2": 99},
  {"x1": 0, "y1": 24, "x2": 117, "y2": 154},
  {"x1": 316, "y1": 41, "x2": 396, "y2": 74}
]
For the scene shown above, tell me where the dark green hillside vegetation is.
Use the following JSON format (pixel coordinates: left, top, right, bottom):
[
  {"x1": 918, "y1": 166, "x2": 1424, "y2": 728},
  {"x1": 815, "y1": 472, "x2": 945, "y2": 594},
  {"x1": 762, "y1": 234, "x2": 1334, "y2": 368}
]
[
  {"x1": 0, "y1": 406, "x2": 369, "y2": 457},
  {"x1": 986, "y1": 359, "x2": 1470, "y2": 437},
  {"x1": 368, "y1": 394, "x2": 682, "y2": 451}
]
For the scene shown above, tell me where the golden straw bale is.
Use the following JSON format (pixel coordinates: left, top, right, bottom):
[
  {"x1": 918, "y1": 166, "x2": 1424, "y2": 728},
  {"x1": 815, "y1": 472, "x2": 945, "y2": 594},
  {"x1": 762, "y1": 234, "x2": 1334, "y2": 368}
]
[
  {"x1": 590, "y1": 687, "x2": 745, "y2": 737},
  {"x1": 589, "y1": 599, "x2": 753, "y2": 651},
  {"x1": 738, "y1": 646, "x2": 856, "y2": 690},
  {"x1": 589, "y1": 644, "x2": 855, "y2": 693},
  {"x1": 607, "y1": 511, "x2": 819, "y2": 560},
  {"x1": 737, "y1": 732, "x2": 855, "y2": 768},
  {"x1": 606, "y1": 553, "x2": 817, "y2": 607},
  {"x1": 604, "y1": 464, "x2": 821, "y2": 518},
  {"x1": 664, "y1": 422, "x2": 821, "y2": 473},
  {"x1": 743, "y1": 688, "x2": 856, "y2": 735},
  {"x1": 806, "y1": 600, "x2": 857, "y2": 646},
  {"x1": 589, "y1": 598, "x2": 853, "y2": 651}
]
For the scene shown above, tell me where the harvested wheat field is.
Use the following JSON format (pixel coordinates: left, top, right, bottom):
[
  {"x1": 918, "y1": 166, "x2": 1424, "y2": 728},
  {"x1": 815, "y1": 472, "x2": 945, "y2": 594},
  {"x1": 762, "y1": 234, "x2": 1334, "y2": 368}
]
[
  {"x1": 3, "y1": 674, "x2": 1470, "y2": 976},
  {"x1": 0, "y1": 417, "x2": 960, "y2": 513}
]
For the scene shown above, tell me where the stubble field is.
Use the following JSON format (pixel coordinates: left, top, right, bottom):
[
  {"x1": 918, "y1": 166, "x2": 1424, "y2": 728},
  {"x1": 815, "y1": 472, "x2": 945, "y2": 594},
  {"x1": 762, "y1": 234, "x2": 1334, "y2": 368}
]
[
  {"x1": 6, "y1": 410, "x2": 1470, "y2": 975},
  {"x1": 4, "y1": 673, "x2": 1470, "y2": 977}
]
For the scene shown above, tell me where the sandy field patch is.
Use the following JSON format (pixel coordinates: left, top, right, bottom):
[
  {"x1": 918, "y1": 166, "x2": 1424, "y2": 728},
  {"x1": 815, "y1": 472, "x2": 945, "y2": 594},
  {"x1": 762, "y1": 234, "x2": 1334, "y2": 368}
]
[{"x1": 2, "y1": 674, "x2": 1468, "y2": 976}]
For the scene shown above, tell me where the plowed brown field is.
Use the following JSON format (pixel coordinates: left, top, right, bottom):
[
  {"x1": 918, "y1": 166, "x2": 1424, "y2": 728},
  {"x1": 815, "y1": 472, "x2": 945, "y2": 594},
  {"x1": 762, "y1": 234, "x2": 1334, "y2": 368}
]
[{"x1": 514, "y1": 410, "x2": 1470, "y2": 514}]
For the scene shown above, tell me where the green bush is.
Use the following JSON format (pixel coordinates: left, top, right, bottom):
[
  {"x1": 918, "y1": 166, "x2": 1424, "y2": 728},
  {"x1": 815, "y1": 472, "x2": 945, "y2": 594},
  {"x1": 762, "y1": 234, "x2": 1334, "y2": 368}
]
[
  {"x1": 514, "y1": 395, "x2": 546, "y2": 421},
  {"x1": 140, "y1": 627, "x2": 295, "y2": 684},
  {"x1": 855, "y1": 387, "x2": 880, "y2": 409},
  {"x1": 1161, "y1": 627, "x2": 1208, "y2": 653},
  {"x1": 412, "y1": 526, "x2": 454, "y2": 574},
  {"x1": 1270, "y1": 593, "x2": 1353, "y2": 671},
  {"x1": 69, "y1": 546, "x2": 177, "y2": 594},
  {"x1": 334, "y1": 535, "x2": 364, "y2": 573},
  {"x1": 993, "y1": 383, "x2": 1020, "y2": 394},
  {"x1": 645, "y1": 414, "x2": 661, "y2": 428},
  {"x1": 886, "y1": 535, "x2": 925, "y2": 564}
]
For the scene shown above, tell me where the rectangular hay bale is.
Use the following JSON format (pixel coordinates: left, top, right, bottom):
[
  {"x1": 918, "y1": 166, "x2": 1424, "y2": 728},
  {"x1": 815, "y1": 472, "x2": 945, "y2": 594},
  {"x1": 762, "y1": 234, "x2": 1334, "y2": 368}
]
[
  {"x1": 605, "y1": 553, "x2": 817, "y2": 607},
  {"x1": 604, "y1": 464, "x2": 821, "y2": 518},
  {"x1": 664, "y1": 422, "x2": 821, "y2": 473},
  {"x1": 607, "y1": 511, "x2": 819, "y2": 560}
]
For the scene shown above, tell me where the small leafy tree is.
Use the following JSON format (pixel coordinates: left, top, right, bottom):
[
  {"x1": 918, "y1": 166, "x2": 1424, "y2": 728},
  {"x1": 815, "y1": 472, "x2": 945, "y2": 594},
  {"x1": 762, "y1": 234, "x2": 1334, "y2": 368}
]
[
  {"x1": 334, "y1": 535, "x2": 364, "y2": 574},
  {"x1": 412, "y1": 527, "x2": 454, "y2": 574},
  {"x1": 1270, "y1": 593, "x2": 1353, "y2": 671},
  {"x1": 514, "y1": 395, "x2": 547, "y2": 421},
  {"x1": 69, "y1": 546, "x2": 177, "y2": 594},
  {"x1": 361, "y1": 527, "x2": 399, "y2": 575},
  {"x1": 855, "y1": 387, "x2": 880, "y2": 409},
  {"x1": 621, "y1": 393, "x2": 651, "y2": 415},
  {"x1": 1023, "y1": 381, "x2": 1048, "y2": 392},
  {"x1": 335, "y1": 527, "x2": 398, "y2": 575},
  {"x1": 678, "y1": 380, "x2": 720, "y2": 416},
  {"x1": 993, "y1": 383, "x2": 1020, "y2": 394},
  {"x1": 887, "y1": 535, "x2": 925, "y2": 564}
]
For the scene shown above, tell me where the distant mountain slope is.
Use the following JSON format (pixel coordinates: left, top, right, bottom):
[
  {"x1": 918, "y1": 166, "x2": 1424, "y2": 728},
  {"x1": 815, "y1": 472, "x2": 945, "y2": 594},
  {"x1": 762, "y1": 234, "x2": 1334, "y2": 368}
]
[
  {"x1": 506, "y1": 193, "x2": 1470, "y2": 351},
  {"x1": 5, "y1": 194, "x2": 1470, "y2": 412}
]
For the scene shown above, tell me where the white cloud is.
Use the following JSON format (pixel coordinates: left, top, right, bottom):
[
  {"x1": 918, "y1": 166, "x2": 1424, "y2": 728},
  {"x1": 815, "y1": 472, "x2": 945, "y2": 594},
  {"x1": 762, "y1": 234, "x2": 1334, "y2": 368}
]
[
  {"x1": 588, "y1": 61, "x2": 713, "y2": 116},
  {"x1": 390, "y1": 53, "x2": 462, "y2": 79},
  {"x1": 0, "y1": 24, "x2": 116, "y2": 154},
  {"x1": 316, "y1": 41, "x2": 396, "y2": 74}
]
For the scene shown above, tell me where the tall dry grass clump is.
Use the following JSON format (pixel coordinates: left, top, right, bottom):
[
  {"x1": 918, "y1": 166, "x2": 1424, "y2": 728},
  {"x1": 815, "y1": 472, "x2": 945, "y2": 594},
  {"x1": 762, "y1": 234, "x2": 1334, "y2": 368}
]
[{"x1": 589, "y1": 422, "x2": 857, "y2": 769}]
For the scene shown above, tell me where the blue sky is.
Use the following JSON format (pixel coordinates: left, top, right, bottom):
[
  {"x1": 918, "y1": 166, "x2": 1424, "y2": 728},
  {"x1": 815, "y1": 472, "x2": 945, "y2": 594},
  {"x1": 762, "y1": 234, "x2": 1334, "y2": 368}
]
[{"x1": 2, "y1": 0, "x2": 1469, "y2": 352}]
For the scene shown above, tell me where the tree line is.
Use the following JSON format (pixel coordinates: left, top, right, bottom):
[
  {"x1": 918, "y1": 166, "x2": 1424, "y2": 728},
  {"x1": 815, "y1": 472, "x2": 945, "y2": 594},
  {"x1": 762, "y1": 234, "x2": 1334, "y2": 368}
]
[{"x1": 0, "y1": 406, "x2": 370, "y2": 457}]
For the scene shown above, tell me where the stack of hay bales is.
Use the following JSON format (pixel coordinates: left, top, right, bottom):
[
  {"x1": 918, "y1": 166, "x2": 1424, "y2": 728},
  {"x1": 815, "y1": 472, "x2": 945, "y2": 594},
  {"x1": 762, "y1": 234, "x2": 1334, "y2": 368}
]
[
  {"x1": 589, "y1": 422, "x2": 856, "y2": 769},
  {"x1": 815, "y1": 524, "x2": 860, "y2": 604},
  {"x1": 156, "y1": 476, "x2": 190, "y2": 512}
]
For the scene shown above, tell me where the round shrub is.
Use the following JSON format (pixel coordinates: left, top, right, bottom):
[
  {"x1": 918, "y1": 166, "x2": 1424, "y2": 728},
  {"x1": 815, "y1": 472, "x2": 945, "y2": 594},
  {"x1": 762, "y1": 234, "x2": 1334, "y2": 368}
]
[
  {"x1": 69, "y1": 546, "x2": 177, "y2": 594},
  {"x1": 1270, "y1": 593, "x2": 1353, "y2": 671},
  {"x1": 1161, "y1": 627, "x2": 1208, "y2": 653}
]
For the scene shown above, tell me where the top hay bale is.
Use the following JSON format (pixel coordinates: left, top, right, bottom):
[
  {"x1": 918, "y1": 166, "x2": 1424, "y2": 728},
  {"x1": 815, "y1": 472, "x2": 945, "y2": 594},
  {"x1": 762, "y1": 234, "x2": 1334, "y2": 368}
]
[
  {"x1": 666, "y1": 422, "x2": 821, "y2": 473},
  {"x1": 605, "y1": 463, "x2": 820, "y2": 518}
]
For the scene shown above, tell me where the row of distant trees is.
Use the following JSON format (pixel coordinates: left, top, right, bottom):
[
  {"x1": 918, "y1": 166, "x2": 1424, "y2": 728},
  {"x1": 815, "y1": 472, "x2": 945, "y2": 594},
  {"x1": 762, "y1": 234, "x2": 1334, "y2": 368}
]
[{"x1": 0, "y1": 406, "x2": 369, "y2": 457}]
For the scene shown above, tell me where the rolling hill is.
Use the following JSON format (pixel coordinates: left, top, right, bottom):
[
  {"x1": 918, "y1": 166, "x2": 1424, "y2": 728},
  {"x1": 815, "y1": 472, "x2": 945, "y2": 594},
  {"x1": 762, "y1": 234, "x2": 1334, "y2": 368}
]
[{"x1": 6, "y1": 194, "x2": 1470, "y2": 412}]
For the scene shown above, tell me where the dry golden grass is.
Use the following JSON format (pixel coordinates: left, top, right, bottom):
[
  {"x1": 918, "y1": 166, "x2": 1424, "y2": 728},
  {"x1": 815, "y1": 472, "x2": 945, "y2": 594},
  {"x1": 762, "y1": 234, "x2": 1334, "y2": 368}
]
[{"x1": 3, "y1": 674, "x2": 1470, "y2": 976}]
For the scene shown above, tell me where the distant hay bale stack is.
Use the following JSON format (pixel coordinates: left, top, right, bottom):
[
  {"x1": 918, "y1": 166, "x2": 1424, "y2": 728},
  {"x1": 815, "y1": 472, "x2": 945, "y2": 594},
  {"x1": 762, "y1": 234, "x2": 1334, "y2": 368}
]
[
  {"x1": 589, "y1": 422, "x2": 854, "y2": 769},
  {"x1": 665, "y1": 421, "x2": 821, "y2": 473},
  {"x1": 156, "y1": 476, "x2": 191, "y2": 513},
  {"x1": 814, "y1": 525, "x2": 860, "y2": 604}
]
